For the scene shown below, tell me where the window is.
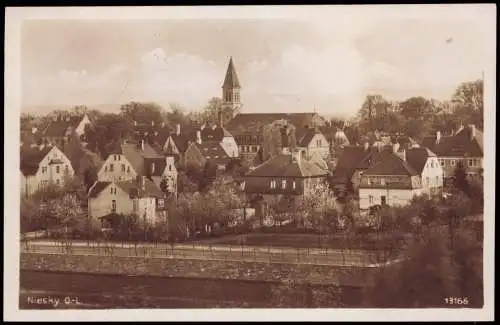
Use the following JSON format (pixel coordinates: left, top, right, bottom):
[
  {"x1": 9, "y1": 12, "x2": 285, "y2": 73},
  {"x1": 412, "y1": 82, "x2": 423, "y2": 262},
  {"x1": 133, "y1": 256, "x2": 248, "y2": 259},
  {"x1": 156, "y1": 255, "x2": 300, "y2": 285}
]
[
  {"x1": 127, "y1": 166, "x2": 130, "y2": 173},
  {"x1": 468, "y1": 159, "x2": 473, "y2": 167},
  {"x1": 109, "y1": 164, "x2": 114, "y2": 172},
  {"x1": 440, "y1": 159, "x2": 444, "y2": 166},
  {"x1": 369, "y1": 195, "x2": 374, "y2": 205},
  {"x1": 110, "y1": 187, "x2": 117, "y2": 194},
  {"x1": 381, "y1": 196, "x2": 386, "y2": 205},
  {"x1": 111, "y1": 200, "x2": 116, "y2": 213},
  {"x1": 435, "y1": 176, "x2": 439, "y2": 186},
  {"x1": 56, "y1": 179, "x2": 60, "y2": 186},
  {"x1": 121, "y1": 164, "x2": 126, "y2": 172},
  {"x1": 105, "y1": 166, "x2": 108, "y2": 172},
  {"x1": 270, "y1": 180, "x2": 277, "y2": 189},
  {"x1": 292, "y1": 181, "x2": 296, "y2": 190},
  {"x1": 168, "y1": 165, "x2": 172, "y2": 172},
  {"x1": 431, "y1": 161, "x2": 434, "y2": 168},
  {"x1": 151, "y1": 163, "x2": 155, "y2": 174},
  {"x1": 65, "y1": 165, "x2": 69, "y2": 174},
  {"x1": 133, "y1": 200, "x2": 138, "y2": 212},
  {"x1": 451, "y1": 160, "x2": 456, "y2": 166},
  {"x1": 56, "y1": 166, "x2": 60, "y2": 174},
  {"x1": 367, "y1": 178, "x2": 371, "y2": 186},
  {"x1": 380, "y1": 178, "x2": 386, "y2": 186},
  {"x1": 41, "y1": 166, "x2": 47, "y2": 174},
  {"x1": 282, "y1": 179, "x2": 287, "y2": 189},
  {"x1": 157, "y1": 199, "x2": 165, "y2": 209}
]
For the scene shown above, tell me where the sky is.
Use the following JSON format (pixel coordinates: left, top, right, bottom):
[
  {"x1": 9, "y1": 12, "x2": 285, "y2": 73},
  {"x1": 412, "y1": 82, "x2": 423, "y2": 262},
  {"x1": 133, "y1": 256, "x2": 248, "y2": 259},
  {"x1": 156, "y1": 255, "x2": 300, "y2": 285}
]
[{"x1": 20, "y1": 6, "x2": 494, "y2": 119}]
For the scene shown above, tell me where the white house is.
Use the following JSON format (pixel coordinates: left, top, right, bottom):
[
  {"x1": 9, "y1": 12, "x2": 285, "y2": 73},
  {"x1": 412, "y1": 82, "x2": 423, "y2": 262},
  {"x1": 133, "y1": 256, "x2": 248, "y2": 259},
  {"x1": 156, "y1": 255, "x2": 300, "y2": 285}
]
[
  {"x1": 20, "y1": 144, "x2": 75, "y2": 197},
  {"x1": 87, "y1": 176, "x2": 165, "y2": 227},
  {"x1": 358, "y1": 144, "x2": 443, "y2": 210}
]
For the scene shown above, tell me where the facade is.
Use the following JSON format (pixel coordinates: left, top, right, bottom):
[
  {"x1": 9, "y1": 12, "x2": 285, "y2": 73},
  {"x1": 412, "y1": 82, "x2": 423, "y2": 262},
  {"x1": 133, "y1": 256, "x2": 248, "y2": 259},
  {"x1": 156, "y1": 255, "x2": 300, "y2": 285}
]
[
  {"x1": 405, "y1": 146, "x2": 444, "y2": 196},
  {"x1": 422, "y1": 125, "x2": 483, "y2": 178},
  {"x1": 87, "y1": 176, "x2": 165, "y2": 226},
  {"x1": 20, "y1": 144, "x2": 75, "y2": 197},
  {"x1": 296, "y1": 127, "x2": 330, "y2": 161},
  {"x1": 243, "y1": 149, "x2": 330, "y2": 219},
  {"x1": 358, "y1": 148, "x2": 423, "y2": 209}
]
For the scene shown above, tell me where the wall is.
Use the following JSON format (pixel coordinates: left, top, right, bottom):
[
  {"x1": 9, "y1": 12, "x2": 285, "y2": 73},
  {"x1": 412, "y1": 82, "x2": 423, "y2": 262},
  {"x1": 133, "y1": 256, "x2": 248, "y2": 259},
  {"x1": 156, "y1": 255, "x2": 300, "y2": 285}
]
[
  {"x1": 439, "y1": 157, "x2": 483, "y2": 178},
  {"x1": 20, "y1": 253, "x2": 376, "y2": 288},
  {"x1": 220, "y1": 136, "x2": 239, "y2": 158},
  {"x1": 421, "y1": 156, "x2": 444, "y2": 195},
  {"x1": 306, "y1": 133, "x2": 330, "y2": 161},
  {"x1": 88, "y1": 183, "x2": 133, "y2": 221},
  {"x1": 359, "y1": 188, "x2": 422, "y2": 209},
  {"x1": 244, "y1": 176, "x2": 305, "y2": 195},
  {"x1": 97, "y1": 154, "x2": 137, "y2": 182}
]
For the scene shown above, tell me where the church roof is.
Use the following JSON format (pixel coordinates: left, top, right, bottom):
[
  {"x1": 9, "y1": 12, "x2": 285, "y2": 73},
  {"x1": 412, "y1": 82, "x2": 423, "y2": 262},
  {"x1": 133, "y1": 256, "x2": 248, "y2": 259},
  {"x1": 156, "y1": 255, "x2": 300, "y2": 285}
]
[{"x1": 222, "y1": 57, "x2": 241, "y2": 89}]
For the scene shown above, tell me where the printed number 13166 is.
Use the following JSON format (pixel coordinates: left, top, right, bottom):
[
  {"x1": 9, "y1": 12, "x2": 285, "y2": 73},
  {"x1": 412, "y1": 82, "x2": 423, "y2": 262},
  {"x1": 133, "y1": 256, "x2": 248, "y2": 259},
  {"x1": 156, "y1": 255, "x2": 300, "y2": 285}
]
[{"x1": 444, "y1": 297, "x2": 469, "y2": 305}]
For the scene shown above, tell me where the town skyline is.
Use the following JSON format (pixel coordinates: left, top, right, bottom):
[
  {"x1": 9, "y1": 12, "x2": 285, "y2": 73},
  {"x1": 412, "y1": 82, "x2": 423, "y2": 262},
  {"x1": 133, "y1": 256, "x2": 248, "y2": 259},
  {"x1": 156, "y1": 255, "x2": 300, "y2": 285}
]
[{"x1": 21, "y1": 7, "x2": 492, "y2": 118}]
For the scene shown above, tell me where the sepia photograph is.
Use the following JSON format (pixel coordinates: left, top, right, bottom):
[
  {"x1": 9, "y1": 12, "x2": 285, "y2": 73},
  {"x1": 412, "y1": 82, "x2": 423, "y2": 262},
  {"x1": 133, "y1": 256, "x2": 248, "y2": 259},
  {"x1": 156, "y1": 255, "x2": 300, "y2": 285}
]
[{"x1": 4, "y1": 4, "x2": 495, "y2": 322}]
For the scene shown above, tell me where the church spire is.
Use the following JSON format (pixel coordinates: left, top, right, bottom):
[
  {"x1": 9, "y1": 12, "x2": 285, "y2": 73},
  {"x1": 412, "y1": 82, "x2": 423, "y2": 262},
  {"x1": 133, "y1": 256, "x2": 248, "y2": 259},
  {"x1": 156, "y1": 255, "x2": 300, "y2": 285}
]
[{"x1": 222, "y1": 56, "x2": 241, "y2": 89}]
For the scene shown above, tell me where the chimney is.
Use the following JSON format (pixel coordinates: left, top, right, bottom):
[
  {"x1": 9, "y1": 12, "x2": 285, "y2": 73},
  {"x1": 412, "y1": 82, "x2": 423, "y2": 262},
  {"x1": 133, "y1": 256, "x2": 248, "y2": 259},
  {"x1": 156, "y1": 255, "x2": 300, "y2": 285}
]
[
  {"x1": 134, "y1": 121, "x2": 137, "y2": 127},
  {"x1": 176, "y1": 124, "x2": 181, "y2": 136},
  {"x1": 151, "y1": 162, "x2": 155, "y2": 175},
  {"x1": 196, "y1": 130, "x2": 202, "y2": 144},
  {"x1": 151, "y1": 121, "x2": 154, "y2": 126},
  {"x1": 436, "y1": 131, "x2": 441, "y2": 144},
  {"x1": 141, "y1": 139, "x2": 145, "y2": 151},
  {"x1": 282, "y1": 147, "x2": 290, "y2": 155},
  {"x1": 154, "y1": 131, "x2": 159, "y2": 136},
  {"x1": 31, "y1": 127, "x2": 37, "y2": 134},
  {"x1": 161, "y1": 122, "x2": 165, "y2": 128},
  {"x1": 364, "y1": 142, "x2": 370, "y2": 151},
  {"x1": 38, "y1": 143, "x2": 45, "y2": 151},
  {"x1": 392, "y1": 142, "x2": 400, "y2": 153},
  {"x1": 469, "y1": 124, "x2": 476, "y2": 140}
]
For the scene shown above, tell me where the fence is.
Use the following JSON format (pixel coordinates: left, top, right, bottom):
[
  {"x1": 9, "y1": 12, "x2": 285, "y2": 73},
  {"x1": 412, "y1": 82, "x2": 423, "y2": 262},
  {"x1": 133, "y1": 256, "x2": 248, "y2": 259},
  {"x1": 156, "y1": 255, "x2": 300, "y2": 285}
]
[{"x1": 20, "y1": 239, "x2": 402, "y2": 267}]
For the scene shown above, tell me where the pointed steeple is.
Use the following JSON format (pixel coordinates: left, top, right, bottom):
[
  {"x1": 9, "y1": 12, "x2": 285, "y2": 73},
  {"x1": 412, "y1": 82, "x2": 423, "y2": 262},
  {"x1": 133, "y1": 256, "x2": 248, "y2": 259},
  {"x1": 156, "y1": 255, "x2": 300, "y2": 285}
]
[{"x1": 222, "y1": 56, "x2": 241, "y2": 89}]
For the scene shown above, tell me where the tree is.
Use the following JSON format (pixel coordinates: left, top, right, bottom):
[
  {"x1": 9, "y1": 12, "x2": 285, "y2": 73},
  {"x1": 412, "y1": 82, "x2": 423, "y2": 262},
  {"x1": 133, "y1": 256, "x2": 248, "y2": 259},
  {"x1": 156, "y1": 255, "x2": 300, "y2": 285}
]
[
  {"x1": 262, "y1": 120, "x2": 297, "y2": 161},
  {"x1": 84, "y1": 113, "x2": 129, "y2": 158},
  {"x1": 201, "y1": 160, "x2": 218, "y2": 191},
  {"x1": 82, "y1": 164, "x2": 99, "y2": 193},
  {"x1": 119, "y1": 101, "x2": 164, "y2": 125},
  {"x1": 356, "y1": 95, "x2": 390, "y2": 122},
  {"x1": 163, "y1": 103, "x2": 191, "y2": 129},
  {"x1": 452, "y1": 80, "x2": 483, "y2": 111},
  {"x1": 298, "y1": 180, "x2": 338, "y2": 232},
  {"x1": 399, "y1": 96, "x2": 434, "y2": 121}
]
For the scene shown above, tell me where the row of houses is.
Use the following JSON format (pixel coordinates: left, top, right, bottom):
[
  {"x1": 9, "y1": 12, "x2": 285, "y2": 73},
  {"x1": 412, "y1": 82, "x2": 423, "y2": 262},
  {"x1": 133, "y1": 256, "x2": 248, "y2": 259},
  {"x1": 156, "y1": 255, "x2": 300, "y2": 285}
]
[{"x1": 20, "y1": 56, "x2": 484, "y2": 229}]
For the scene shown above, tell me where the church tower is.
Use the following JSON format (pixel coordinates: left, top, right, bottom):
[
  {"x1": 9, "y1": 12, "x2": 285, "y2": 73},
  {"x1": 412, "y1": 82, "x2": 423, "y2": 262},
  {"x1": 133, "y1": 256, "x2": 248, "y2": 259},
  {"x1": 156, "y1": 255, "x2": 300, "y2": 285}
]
[{"x1": 220, "y1": 56, "x2": 242, "y2": 125}]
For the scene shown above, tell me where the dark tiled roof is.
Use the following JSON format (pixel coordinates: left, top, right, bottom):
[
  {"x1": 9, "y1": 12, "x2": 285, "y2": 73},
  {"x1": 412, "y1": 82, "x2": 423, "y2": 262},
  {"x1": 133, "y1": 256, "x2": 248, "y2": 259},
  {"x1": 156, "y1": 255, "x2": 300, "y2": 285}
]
[
  {"x1": 116, "y1": 178, "x2": 164, "y2": 198},
  {"x1": 246, "y1": 153, "x2": 328, "y2": 178},
  {"x1": 20, "y1": 145, "x2": 54, "y2": 176},
  {"x1": 88, "y1": 181, "x2": 112, "y2": 198},
  {"x1": 331, "y1": 146, "x2": 376, "y2": 184},
  {"x1": 20, "y1": 131, "x2": 43, "y2": 146},
  {"x1": 222, "y1": 57, "x2": 241, "y2": 88},
  {"x1": 88, "y1": 178, "x2": 163, "y2": 199},
  {"x1": 42, "y1": 115, "x2": 84, "y2": 137},
  {"x1": 405, "y1": 147, "x2": 436, "y2": 174},
  {"x1": 422, "y1": 126, "x2": 483, "y2": 157},
  {"x1": 297, "y1": 128, "x2": 321, "y2": 147},
  {"x1": 196, "y1": 141, "x2": 231, "y2": 166},
  {"x1": 144, "y1": 157, "x2": 167, "y2": 177},
  {"x1": 170, "y1": 134, "x2": 193, "y2": 153},
  {"x1": 363, "y1": 152, "x2": 419, "y2": 176},
  {"x1": 200, "y1": 125, "x2": 233, "y2": 142}
]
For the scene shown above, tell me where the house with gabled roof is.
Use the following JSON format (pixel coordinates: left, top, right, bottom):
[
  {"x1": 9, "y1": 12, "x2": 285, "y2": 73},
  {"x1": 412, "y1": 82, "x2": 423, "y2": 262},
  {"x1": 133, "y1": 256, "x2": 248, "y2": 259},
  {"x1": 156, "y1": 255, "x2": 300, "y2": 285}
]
[
  {"x1": 184, "y1": 131, "x2": 233, "y2": 170},
  {"x1": 422, "y1": 124, "x2": 483, "y2": 178},
  {"x1": 296, "y1": 127, "x2": 330, "y2": 161},
  {"x1": 243, "y1": 147, "x2": 330, "y2": 220},
  {"x1": 87, "y1": 176, "x2": 165, "y2": 227},
  {"x1": 97, "y1": 139, "x2": 178, "y2": 198},
  {"x1": 40, "y1": 113, "x2": 93, "y2": 147},
  {"x1": 358, "y1": 143, "x2": 444, "y2": 209},
  {"x1": 20, "y1": 144, "x2": 75, "y2": 197}
]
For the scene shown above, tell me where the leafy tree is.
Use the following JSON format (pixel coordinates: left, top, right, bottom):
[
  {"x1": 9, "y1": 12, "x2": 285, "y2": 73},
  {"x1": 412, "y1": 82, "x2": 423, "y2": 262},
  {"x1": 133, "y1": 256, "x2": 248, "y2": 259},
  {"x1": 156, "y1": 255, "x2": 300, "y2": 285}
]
[
  {"x1": 201, "y1": 160, "x2": 218, "y2": 191},
  {"x1": 84, "y1": 113, "x2": 129, "y2": 158},
  {"x1": 119, "y1": 101, "x2": 164, "y2": 125},
  {"x1": 452, "y1": 79, "x2": 483, "y2": 125},
  {"x1": 83, "y1": 164, "x2": 99, "y2": 192},
  {"x1": 262, "y1": 120, "x2": 297, "y2": 161},
  {"x1": 399, "y1": 96, "x2": 434, "y2": 121},
  {"x1": 163, "y1": 103, "x2": 191, "y2": 129}
]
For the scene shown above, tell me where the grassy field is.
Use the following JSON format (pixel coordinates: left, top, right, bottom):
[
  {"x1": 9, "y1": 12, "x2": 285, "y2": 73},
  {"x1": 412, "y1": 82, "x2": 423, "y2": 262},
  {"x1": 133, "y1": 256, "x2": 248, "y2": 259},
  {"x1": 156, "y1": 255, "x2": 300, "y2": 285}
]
[{"x1": 199, "y1": 232, "x2": 406, "y2": 251}]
